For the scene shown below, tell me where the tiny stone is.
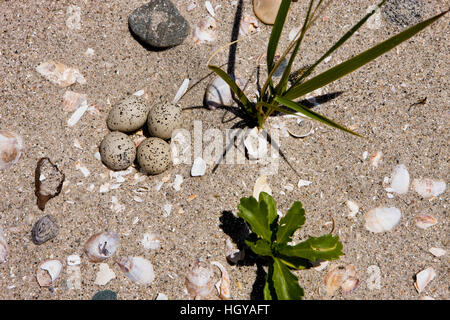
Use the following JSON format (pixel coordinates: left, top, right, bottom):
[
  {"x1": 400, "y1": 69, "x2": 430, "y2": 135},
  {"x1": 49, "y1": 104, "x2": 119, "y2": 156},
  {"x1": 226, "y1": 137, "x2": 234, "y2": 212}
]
[
  {"x1": 92, "y1": 289, "x2": 117, "y2": 300},
  {"x1": 382, "y1": 0, "x2": 424, "y2": 28},
  {"x1": 31, "y1": 215, "x2": 59, "y2": 245}
]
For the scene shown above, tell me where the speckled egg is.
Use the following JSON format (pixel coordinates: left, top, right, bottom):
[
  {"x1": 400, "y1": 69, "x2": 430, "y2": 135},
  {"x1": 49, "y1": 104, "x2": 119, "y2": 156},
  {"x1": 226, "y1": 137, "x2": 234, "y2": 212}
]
[
  {"x1": 147, "y1": 103, "x2": 182, "y2": 140},
  {"x1": 137, "y1": 137, "x2": 172, "y2": 175},
  {"x1": 107, "y1": 95, "x2": 150, "y2": 132},
  {"x1": 99, "y1": 131, "x2": 136, "y2": 170}
]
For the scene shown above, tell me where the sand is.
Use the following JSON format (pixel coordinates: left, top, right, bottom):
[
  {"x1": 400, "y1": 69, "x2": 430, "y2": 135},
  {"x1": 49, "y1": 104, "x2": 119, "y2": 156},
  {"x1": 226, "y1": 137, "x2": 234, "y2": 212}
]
[{"x1": 0, "y1": 0, "x2": 448, "y2": 300}]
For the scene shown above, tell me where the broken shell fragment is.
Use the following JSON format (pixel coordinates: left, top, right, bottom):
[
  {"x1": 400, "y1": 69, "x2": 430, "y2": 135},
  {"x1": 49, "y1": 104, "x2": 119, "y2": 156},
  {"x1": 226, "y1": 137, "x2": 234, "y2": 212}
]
[
  {"x1": 36, "y1": 259, "x2": 63, "y2": 287},
  {"x1": 141, "y1": 232, "x2": 161, "y2": 250},
  {"x1": 239, "y1": 14, "x2": 259, "y2": 36},
  {"x1": 34, "y1": 157, "x2": 65, "y2": 210},
  {"x1": 191, "y1": 157, "x2": 206, "y2": 177},
  {"x1": 116, "y1": 256, "x2": 155, "y2": 285},
  {"x1": 364, "y1": 207, "x2": 401, "y2": 233},
  {"x1": 412, "y1": 178, "x2": 446, "y2": 198},
  {"x1": 83, "y1": 231, "x2": 119, "y2": 262},
  {"x1": 94, "y1": 263, "x2": 116, "y2": 286},
  {"x1": 429, "y1": 247, "x2": 446, "y2": 257},
  {"x1": 385, "y1": 164, "x2": 410, "y2": 194},
  {"x1": 36, "y1": 61, "x2": 86, "y2": 87},
  {"x1": 253, "y1": 175, "x2": 272, "y2": 199},
  {"x1": 31, "y1": 214, "x2": 59, "y2": 245},
  {"x1": 324, "y1": 264, "x2": 358, "y2": 296},
  {"x1": 193, "y1": 16, "x2": 217, "y2": 43},
  {"x1": 62, "y1": 91, "x2": 87, "y2": 112},
  {"x1": 244, "y1": 127, "x2": 268, "y2": 160},
  {"x1": 185, "y1": 259, "x2": 216, "y2": 299},
  {"x1": 0, "y1": 226, "x2": 8, "y2": 263},
  {"x1": 204, "y1": 75, "x2": 240, "y2": 110},
  {"x1": 0, "y1": 130, "x2": 24, "y2": 170},
  {"x1": 211, "y1": 261, "x2": 232, "y2": 300},
  {"x1": 370, "y1": 150, "x2": 383, "y2": 167},
  {"x1": 253, "y1": 0, "x2": 282, "y2": 25},
  {"x1": 414, "y1": 267, "x2": 436, "y2": 293},
  {"x1": 414, "y1": 214, "x2": 437, "y2": 229}
]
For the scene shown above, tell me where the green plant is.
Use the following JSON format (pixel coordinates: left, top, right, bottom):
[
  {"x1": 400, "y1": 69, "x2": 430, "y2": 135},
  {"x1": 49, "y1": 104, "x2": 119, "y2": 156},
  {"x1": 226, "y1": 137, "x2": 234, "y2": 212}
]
[
  {"x1": 209, "y1": 0, "x2": 448, "y2": 134},
  {"x1": 238, "y1": 192, "x2": 343, "y2": 300}
]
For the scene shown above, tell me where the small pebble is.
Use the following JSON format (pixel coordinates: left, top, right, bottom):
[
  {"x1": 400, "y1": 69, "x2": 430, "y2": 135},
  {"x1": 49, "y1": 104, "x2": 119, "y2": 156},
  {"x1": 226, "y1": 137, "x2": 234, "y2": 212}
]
[
  {"x1": 92, "y1": 290, "x2": 117, "y2": 300},
  {"x1": 31, "y1": 214, "x2": 59, "y2": 245}
]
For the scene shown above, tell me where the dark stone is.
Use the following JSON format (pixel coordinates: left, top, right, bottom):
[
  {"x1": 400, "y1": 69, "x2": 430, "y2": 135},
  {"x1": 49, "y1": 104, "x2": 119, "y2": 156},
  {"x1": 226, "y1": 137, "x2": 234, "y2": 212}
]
[
  {"x1": 31, "y1": 214, "x2": 59, "y2": 245},
  {"x1": 382, "y1": 0, "x2": 424, "y2": 28},
  {"x1": 128, "y1": 0, "x2": 190, "y2": 48},
  {"x1": 92, "y1": 290, "x2": 118, "y2": 300}
]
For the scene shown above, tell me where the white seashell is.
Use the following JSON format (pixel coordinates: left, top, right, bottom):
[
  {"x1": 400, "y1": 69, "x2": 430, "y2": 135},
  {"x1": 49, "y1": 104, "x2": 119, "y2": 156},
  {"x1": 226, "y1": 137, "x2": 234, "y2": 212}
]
[
  {"x1": 364, "y1": 207, "x2": 401, "y2": 233},
  {"x1": 172, "y1": 78, "x2": 189, "y2": 104},
  {"x1": 36, "y1": 259, "x2": 63, "y2": 287},
  {"x1": 191, "y1": 157, "x2": 207, "y2": 176},
  {"x1": 239, "y1": 15, "x2": 259, "y2": 37},
  {"x1": 211, "y1": 261, "x2": 232, "y2": 300},
  {"x1": 0, "y1": 130, "x2": 24, "y2": 170},
  {"x1": 370, "y1": 150, "x2": 383, "y2": 167},
  {"x1": 186, "y1": 2, "x2": 197, "y2": 12},
  {"x1": 414, "y1": 214, "x2": 437, "y2": 229},
  {"x1": 253, "y1": 175, "x2": 272, "y2": 199},
  {"x1": 366, "y1": 265, "x2": 382, "y2": 290},
  {"x1": 62, "y1": 91, "x2": 87, "y2": 112},
  {"x1": 66, "y1": 265, "x2": 82, "y2": 289},
  {"x1": 298, "y1": 179, "x2": 312, "y2": 188},
  {"x1": 141, "y1": 232, "x2": 161, "y2": 250},
  {"x1": 185, "y1": 259, "x2": 216, "y2": 299},
  {"x1": 83, "y1": 231, "x2": 119, "y2": 262},
  {"x1": 84, "y1": 48, "x2": 95, "y2": 56},
  {"x1": 428, "y1": 247, "x2": 446, "y2": 257},
  {"x1": 384, "y1": 164, "x2": 410, "y2": 194},
  {"x1": 204, "y1": 76, "x2": 233, "y2": 110},
  {"x1": 412, "y1": 178, "x2": 446, "y2": 198},
  {"x1": 173, "y1": 174, "x2": 183, "y2": 191},
  {"x1": 67, "y1": 254, "x2": 81, "y2": 266},
  {"x1": 341, "y1": 276, "x2": 359, "y2": 294},
  {"x1": 94, "y1": 263, "x2": 116, "y2": 285},
  {"x1": 244, "y1": 128, "x2": 268, "y2": 160},
  {"x1": 155, "y1": 293, "x2": 168, "y2": 300},
  {"x1": 75, "y1": 161, "x2": 90, "y2": 177},
  {"x1": 225, "y1": 236, "x2": 245, "y2": 264},
  {"x1": 36, "y1": 61, "x2": 85, "y2": 87},
  {"x1": 116, "y1": 256, "x2": 155, "y2": 285},
  {"x1": 205, "y1": 1, "x2": 215, "y2": 17},
  {"x1": 0, "y1": 226, "x2": 8, "y2": 263},
  {"x1": 193, "y1": 16, "x2": 217, "y2": 43},
  {"x1": 346, "y1": 200, "x2": 360, "y2": 218},
  {"x1": 111, "y1": 196, "x2": 125, "y2": 213},
  {"x1": 67, "y1": 100, "x2": 89, "y2": 126},
  {"x1": 414, "y1": 267, "x2": 436, "y2": 293},
  {"x1": 420, "y1": 295, "x2": 435, "y2": 300},
  {"x1": 324, "y1": 264, "x2": 358, "y2": 295}
]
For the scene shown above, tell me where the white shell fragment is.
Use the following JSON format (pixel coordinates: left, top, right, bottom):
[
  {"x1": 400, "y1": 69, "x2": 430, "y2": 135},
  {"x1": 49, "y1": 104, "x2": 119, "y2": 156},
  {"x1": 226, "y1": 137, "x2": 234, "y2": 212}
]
[
  {"x1": 0, "y1": 226, "x2": 8, "y2": 263},
  {"x1": 414, "y1": 267, "x2": 436, "y2": 293},
  {"x1": 67, "y1": 100, "x2": 89, "y2": 127},
  {"x1": 62, "y1": 91, "x2": 87, "y2": 112},
  {"x1": 312, "y1": 260, "x2": 329, "y2": 271},
  {"x1": 385, "y1": 164, "x2": 410, "y2": 194},
  {"x1": 141, "y1": 232, "x2": 161, "y2": 250},
  {"x1": 211, "y1": 261, "x2": 231, "y2": 300},
  {"x1": 346, "y1": 200, "x2": 360, "y2": 218},
  {"x1": 173, "y1": 174, "x2": 183, "y2": 191},
  {"x1": 36, "y1": 259, "x2": 63, "y2": 287},
  {"x1": 429, "y1": 247, "x2": 446, "y2": 257},
  {"x1": 412, "y1": 178, "x2": 446, "y2": 198},
  {"x1": 187, "y1": 2, "x2": 197, "y2": 12},
  {"x1": 366, "y1": 265, "x2": 382, "y2": 290},
  {"x1": 83, "y1": 231, "x2": 119, "y2": 262},
  {"x1": 414, "y1": 214, "x2": 437, "y2": 229},
  {"x1": 94, "y1": 263, "x2": 116, "y2": 285},
  {"x1": 185, "y1": 259, "x2": 216, "y2": 299},
  {"x1": 325, "y1": 264, "x2": 358, "y2": 295},
  {"x1": 191, "y1": 157, "x2": 207, "y2": 176},
  {"x1": 193, "y1": 16, "x2": 217, "y2": 43},
  {"x1": 253, "y1": 175, "x2": 272, "y2": 199},
  {"x1": 36, "y1": 61, "x2": 86, "y2": 87},
  {"x1": 244, "y1": 127, "x2": 268, "y2": 160},
  {"x1": 298, "y1": 179, "x2": 312, "y2": 188},
  {"x1": 204, "y1": 75, "x2": 245, "y2": 110},
  {"x1": 172, "y1": 78, "x2": 189, "y2": 104},
  {"x1": 155, "y1": 293, "x2": 168, "y2": 300},
  {"x1": 66, "y1": 265, "x2": 82, "y2": 289},
  {"x1": 116, "y1": 256, "x2": 155, "y2": 285},
  {"x1": 0, "y1": 130, "x2": 24, "y2": 170},
  {"x1": 67, "y1": 254, "x2": 81, "y2": 266},
  {"x1": 364, "y1": 207, "x2": 401, "y2": 233},
  {"x1": 239, "y1": 15, "x2": 259, "y2": 37},
  {"x1": 205, "y1": 1, "x2": 215, "y2": 17},
  {"x1": 370, "y1": 151, "x2": 383, "y2": 168}
]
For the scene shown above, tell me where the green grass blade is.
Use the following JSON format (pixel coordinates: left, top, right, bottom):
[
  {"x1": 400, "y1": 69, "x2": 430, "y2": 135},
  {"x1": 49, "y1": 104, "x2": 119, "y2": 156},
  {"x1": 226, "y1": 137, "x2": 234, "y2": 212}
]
[
  {"x1": 267, "y1": 0, "x2": 292, "y2": 75},
  {"x1": 274, "y1": 96, "x2": 362, "y2": 137},
  {"x1": 208, "y1": 65, "x2": 253, "y2": 114},
  {"x1": 290, "y1": 0, "x2": 386, "y2": 88},
  {"x1": 284, "y1": 9, "x2": 448, "y2": 101}
]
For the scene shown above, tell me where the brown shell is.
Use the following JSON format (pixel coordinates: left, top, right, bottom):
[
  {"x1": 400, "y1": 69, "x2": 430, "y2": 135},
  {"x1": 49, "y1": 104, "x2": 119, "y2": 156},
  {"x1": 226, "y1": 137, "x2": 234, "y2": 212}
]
[{"x1": 34, "y1": 157, "x2": 65, "y2": 210}]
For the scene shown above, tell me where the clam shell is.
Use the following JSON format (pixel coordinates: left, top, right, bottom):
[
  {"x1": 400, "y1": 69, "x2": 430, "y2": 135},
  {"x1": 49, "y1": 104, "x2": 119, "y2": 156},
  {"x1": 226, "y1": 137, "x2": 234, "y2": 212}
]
[
  {"x1": 414, "y1": 267, "x2": 436, "y2": 293},
  {"x1": 0, "y1": 130, "x2": 24, "y2": 170},
  {"x1": 116, "y1": 256, "x2": 155, "y2": 285},
  {"x1": 384, "y1": 164, "x2": 410, "y2": 194},
  {"x1": 31, "y1": 214, "x2": 59, "y2": 245},
  {"x1": 239, "y1": 14, "x2": 259, "y2": 36},
  {"x1": 36, "y1": 259, "x2": 63, "y2": 287},
  {"x1": 324, "y1": 264, "x2": 358, "y2": 296},
  {"x1": 225, "y1": 236, "x2": 245, "y2": 264},
  {"x1": 414, "y1": 214, "x2": 437, "y2": 229},
  {"x1": 412, "y1": 178, "x2": 446, "y2": 198},
  {"x1": 83, "y1": 231, "x2": 119, "y2": 262},
  {"x1": 364, "y1": 207, "x2": 401, "y2": 233},
  {"x1": 193, "y1": 16, "x2": 217, "y2": 43},
  {"x1": 185, "y1": 259, "x2": 215, "y2": 299},
  {"x1": 204, "y1": 76, "x2": 233, "y2": 110},
  {"x1": 253, "y1": 0, "x2": 282, "y2": 25},
  {"x1": 0, "y1": 226, "x2": 8, "y2": 263}
]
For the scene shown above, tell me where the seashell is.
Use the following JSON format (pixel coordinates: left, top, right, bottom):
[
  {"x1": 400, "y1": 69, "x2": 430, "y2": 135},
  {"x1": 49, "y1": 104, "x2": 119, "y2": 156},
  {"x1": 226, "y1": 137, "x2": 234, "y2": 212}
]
[
  {"x1": 141, "y1": 231, "x2": 161, "y2": 250},
  {"x1": 370, "y1": 150, "x2": 383, "y2": 167},
  {"x1": 244, "y1": 127, "x2": 268, "y2": 160},
  {"x1": 172, "y1": 78, "x2": 190, "y2": 104},
  {"x1": 298, "y1": 179, "x2": 312, "y2": 187},
  {"x1": 186, "y1": 2, "x2": 197, "y2": 12},
  {"x1": 205, "y1": 1, "x2": 215, "y2": 17},
  {"x1": 225, "y1": 236, "x2": 245, "y2": 264},
  {"x1": 211, "y1": 261, "x2": 232, "y2": 300},
  {"x1": 204, "y1": 75, "x2": 238, "y2": 110},
  {"x1": 414, "y1": 267, "x2": 436, "y2": 293},
  {"x1": 67, "y1": 100, "x2": 89, "y2": 126},
  {"x1": 173, "y1": 174, "x2": 183, "y2": 191},
  {"x1": 324, "y1": 264, "x2": 358, "y2": 296},
  {"x1": 0, "y1": 130, "x2": 24, "y2": 170},
  {"x1": 0, "y1": 226, "x2": 8, "y2": 263},
  {"x1": 412, "y1": 178, "x2": 446, "y2": 198},
  {"x1": 155, "y1": 293, "x2": 168, "y2": 300},
  {"x1": 94, "y1": 263, "x2": 116, "y2": 285},
  {"x1": 36, "y1": 259, "x2": 63, "y2": 287},
  {"x1": 191, "y1": 157, "x2": 207, "y2": 177},
  {"x1": 116, "y1": 256, "x2": 155, "y2": 285},
  {"x1": 341, "y1": 276, "x2": 359, "y2": 294},
  {"x1": 31, "y1": 214, "x2": 59, "y2": 245},
  {"x1": 62, "y1": 90, "x2": 87, "y2": 112},
  {"x1": 193, "y1": 16, "x2": 217, "y2": 43},
  {"x1": 286, "y1": 117, "x2": 314, "y2": 138},
  {"x1": 346, "y1": 200, "x2": 360, "y2": 218},
  {"x1": 384, "y1": 164, "x2": 410, "y2": 194},
  {"x1": 414, "y1": 214, "x2": 437, "y2": 229},
  {"x1": 366, "y1": 265, "x2": 382, "y2": 290},
  {"x1": 34, "y1": 157, "x2": 65, "y2": 210},
  {"x1": 185, "y1": 259, "x2": 216, "y2": 299},
  {"x1": 253, "y1": 175, "x2": 272, "y2": 199},
  {"x1": 253, "y1": 0, "x2": 282, "y2": 25},
  {"x1": 428, "y1": 247, "x2": 446, "y2": 257},
  {"x1": 364, "y1": 207, "x2": 401, "y2": 233},
  {"x1": 83, "y1": 231, "x2": 119, "y2": 262},
  {"x1": 36, "y1": 61, "x2": 86, "y2": 87},
  {"x1": 239, "y1": 15, "x2": 259, "y2": 37},
  {"x1": 67, "y1": 254, "x2": 81, "y2": 266}
]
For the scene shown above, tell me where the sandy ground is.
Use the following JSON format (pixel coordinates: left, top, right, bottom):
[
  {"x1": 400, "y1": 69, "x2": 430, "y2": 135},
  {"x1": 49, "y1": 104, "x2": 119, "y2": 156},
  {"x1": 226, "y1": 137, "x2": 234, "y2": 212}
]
[{"x1": 0, "y1": 0, "x2": 448, "y2": 300}]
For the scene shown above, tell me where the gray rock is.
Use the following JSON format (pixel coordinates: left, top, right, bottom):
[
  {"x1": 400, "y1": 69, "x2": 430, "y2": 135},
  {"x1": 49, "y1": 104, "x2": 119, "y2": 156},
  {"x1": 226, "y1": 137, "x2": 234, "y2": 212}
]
[
  {"x1": 92, "y1": 289, "x2": 117, "y2": 300},
  {"x1": 31, "y1": 214, "x2": 59, "y2": 245},
  {"x1": 382, "y1": 0, "x2": 424, "y2": 28},
  {"x1": 128, "y1": 0, "x2": 190, "y2": 48}
]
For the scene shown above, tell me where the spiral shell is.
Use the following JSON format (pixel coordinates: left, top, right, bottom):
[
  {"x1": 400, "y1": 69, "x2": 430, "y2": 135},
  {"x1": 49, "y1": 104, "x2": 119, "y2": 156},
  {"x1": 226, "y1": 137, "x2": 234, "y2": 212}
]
[
  {"x1": 0, "y1": 130, "x2": 24, "y2": 170},
  {"x1": 31, "y1": 214, "x2": 59, "y2": 245},
  {"x1": 116, "y1": 256, "x2": 155, "y2": 285},
  {"x1": 185, "y1": 259, "x2": 215, "y2": 299},
  {"x1": 83, "y1": 231, "x2": 119, "y2": 262}
]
